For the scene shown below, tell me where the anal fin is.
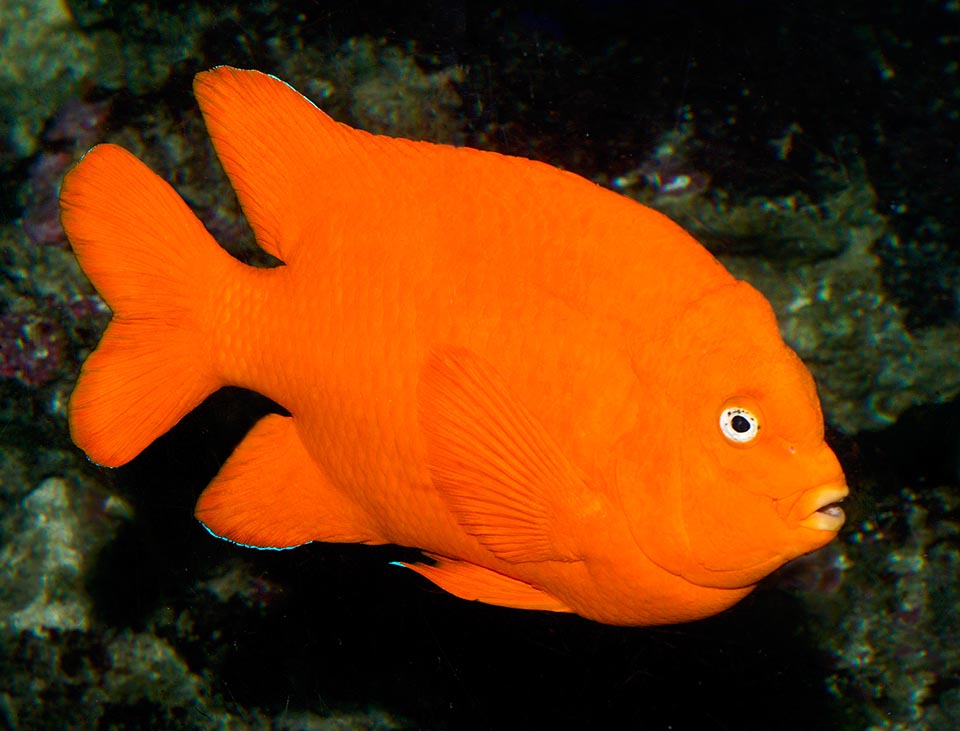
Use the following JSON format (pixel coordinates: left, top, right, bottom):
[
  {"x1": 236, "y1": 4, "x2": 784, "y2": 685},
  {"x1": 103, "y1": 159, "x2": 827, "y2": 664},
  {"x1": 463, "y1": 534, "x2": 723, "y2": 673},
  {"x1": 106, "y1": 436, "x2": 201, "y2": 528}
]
[
  {"x1": 195, "y1": 413, "x2": 383, "y2": 549},
  {"x1": 397, "y1": 556, "x2": 574, "y2": 613}
]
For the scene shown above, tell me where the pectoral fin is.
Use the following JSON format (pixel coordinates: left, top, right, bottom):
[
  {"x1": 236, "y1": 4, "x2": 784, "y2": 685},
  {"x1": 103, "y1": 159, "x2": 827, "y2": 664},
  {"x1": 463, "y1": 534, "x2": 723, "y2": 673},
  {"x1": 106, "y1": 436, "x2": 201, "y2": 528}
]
[{"x1": 419, "y1": 347, "x2": 597, "y2": 564}]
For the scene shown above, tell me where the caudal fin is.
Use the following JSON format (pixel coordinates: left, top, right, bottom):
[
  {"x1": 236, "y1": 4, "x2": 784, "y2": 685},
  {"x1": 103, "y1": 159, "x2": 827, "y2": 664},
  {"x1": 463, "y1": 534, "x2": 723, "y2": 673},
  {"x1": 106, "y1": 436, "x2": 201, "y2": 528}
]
[{"x1": 60, "y1": 144, "x2": 230, "y2": 467}]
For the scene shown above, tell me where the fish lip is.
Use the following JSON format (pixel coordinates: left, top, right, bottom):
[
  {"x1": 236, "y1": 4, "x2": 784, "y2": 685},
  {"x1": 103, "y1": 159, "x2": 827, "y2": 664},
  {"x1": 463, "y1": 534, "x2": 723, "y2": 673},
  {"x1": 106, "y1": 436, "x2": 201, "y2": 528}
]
[{"x1": 792, "y1": 483, "x2": 849, "y2": 532}]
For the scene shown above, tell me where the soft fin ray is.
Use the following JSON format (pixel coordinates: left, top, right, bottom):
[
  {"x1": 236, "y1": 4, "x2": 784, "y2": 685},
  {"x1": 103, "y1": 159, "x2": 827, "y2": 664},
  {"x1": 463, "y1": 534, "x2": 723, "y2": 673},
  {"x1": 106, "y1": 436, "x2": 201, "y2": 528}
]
[
  {"x1": 399, "y1": 557, "x2": 574, "y2": 613},
  {"x1": 195, "y1": 414, "x2": 384, "y2": 548},
  {"x1": 60, "y1": 144, "x2": 228, "y2": 467},
  {"x1": 420, "y1": 347, "x2": 593, "y2": 563},
  {"x1": 194, "y1": 67, "x2": 387, "y2": 263}
]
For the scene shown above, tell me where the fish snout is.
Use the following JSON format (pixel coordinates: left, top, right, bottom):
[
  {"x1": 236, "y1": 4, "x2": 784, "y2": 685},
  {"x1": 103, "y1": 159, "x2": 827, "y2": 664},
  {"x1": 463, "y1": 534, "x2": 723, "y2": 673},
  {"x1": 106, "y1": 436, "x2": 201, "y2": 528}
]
[{"x1": 787, "y1": 483, "x2": 849, "y2": 532}]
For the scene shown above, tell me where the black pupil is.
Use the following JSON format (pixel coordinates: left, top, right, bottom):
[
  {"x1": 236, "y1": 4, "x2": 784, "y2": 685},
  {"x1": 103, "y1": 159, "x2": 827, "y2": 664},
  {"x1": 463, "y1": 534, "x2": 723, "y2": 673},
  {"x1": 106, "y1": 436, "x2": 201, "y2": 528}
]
[{"x1": 731, "y1": 414, "x2": 751, "y2": 433}]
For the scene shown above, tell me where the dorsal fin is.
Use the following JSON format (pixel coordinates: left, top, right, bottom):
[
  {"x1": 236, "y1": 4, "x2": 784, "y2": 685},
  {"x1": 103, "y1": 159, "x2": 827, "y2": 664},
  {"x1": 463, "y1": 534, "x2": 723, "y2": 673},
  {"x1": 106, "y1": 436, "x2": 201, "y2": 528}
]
[{"x1": 193, "y1": 66, "x2": 396, "y2": 262}]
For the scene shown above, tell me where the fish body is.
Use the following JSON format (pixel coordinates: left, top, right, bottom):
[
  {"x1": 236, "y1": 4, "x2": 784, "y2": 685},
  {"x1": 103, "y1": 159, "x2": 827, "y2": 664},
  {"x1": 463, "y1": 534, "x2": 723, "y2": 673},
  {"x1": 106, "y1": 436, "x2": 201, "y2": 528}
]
[{"x1": 60, "y1": 67, "x2": 847, "y2": 626}]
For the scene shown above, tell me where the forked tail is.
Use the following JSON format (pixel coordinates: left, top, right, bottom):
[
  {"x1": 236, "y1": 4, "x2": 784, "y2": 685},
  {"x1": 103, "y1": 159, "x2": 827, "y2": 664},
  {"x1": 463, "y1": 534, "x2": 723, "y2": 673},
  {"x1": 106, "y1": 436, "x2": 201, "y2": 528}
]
[{"x1": 60, "y1": 144, "x2": 233, "y2": 467}]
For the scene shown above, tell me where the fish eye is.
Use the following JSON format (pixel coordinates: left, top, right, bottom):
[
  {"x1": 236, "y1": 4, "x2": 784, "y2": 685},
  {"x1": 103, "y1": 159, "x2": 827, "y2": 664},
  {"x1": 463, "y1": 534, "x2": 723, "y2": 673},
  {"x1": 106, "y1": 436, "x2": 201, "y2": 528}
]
[{"x1": 719, "y1": 405, "x2": 760, "y2": 444}]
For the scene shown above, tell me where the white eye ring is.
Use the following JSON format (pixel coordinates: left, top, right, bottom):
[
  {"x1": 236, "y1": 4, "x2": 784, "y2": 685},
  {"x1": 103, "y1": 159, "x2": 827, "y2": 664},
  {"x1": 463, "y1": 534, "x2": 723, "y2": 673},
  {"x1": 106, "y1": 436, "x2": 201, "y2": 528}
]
[{"x1": 719, "y1": 406, "x2": 760, "y2": 444}]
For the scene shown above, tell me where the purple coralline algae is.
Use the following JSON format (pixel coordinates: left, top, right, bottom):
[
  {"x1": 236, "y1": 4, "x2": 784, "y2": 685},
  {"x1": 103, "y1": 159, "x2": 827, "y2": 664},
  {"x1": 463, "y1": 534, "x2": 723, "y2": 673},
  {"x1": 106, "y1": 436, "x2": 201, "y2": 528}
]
[
  {"x1": 0, "y1": 306, "x2": 68, "y2": 387},
  {"x1": 21, "y1": 98, "x2": 112, "y2": 247}
]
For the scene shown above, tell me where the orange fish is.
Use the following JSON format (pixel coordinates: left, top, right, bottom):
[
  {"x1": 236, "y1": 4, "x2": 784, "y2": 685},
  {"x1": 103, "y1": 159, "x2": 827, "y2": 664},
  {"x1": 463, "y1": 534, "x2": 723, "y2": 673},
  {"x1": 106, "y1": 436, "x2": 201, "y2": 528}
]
[{"x1": 60, "y1": 67, "x2": 847, "y2": 626}]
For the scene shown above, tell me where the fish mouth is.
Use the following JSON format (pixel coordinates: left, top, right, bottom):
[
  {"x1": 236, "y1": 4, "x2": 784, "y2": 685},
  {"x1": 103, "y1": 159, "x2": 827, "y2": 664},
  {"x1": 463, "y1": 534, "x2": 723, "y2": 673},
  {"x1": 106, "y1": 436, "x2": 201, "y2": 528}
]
[{"x1": 793, "y1": 483, "x2": 849, "y2": 532}]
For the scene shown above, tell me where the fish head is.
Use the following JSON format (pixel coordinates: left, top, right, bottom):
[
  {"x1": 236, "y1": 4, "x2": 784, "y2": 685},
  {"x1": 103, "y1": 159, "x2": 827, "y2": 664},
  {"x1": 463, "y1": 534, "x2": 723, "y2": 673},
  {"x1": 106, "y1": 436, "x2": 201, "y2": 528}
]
[{"x1": 620, "y1": 280, "x2": 847, "y2": 591}]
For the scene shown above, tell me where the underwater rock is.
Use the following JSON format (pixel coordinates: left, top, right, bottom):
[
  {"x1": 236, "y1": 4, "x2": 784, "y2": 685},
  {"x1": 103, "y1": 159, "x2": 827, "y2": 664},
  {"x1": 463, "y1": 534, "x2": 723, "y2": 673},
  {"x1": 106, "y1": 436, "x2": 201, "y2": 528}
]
[
  {"x1": 0, "y1": 307, "x2": 69, "y2": 387},
  {"x1": 20, "y1": 98, "x2": 113, "y2": 247},
  {"x1": 721, "y1": 194, "x2": 960, "y2": 435},
  {"x1": 0, "y1": 476, "x2": 130, "y2": 635},
  {"x1": 0, "y1": 469, "x2": 406, "y2": 728},
  {"x1": 0, "y1": 0, "x2": 98, "y2": 159},
  {"x1": 335, "y1": 37, "x2": 466, "y2": 143},
  {"x1": 798, "y1": 487, "x2": 960, "y2": 730},
  {"x1": 269, "y1": 35, "x2": 468, "y2": 145},
  {"x1": 0, "y1": 0, "x2": 239, "y2": 167}
]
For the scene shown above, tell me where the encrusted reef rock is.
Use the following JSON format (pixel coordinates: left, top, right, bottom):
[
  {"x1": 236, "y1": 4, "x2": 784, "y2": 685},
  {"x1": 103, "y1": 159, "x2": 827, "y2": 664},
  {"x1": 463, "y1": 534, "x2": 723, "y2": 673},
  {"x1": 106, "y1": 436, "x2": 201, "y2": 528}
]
[
  {"x1": 0, "y1": 0, "x2": 98, "y2": 159},
  {"x1": 0, "y1": 456, "x2": 405, "y2": 729},
  {"x1": 0, "y1": 476, "x2": 130, "y2": 635},
  {"x1": 794, "y1": 487, "x2": 960, "y2": 730}
]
